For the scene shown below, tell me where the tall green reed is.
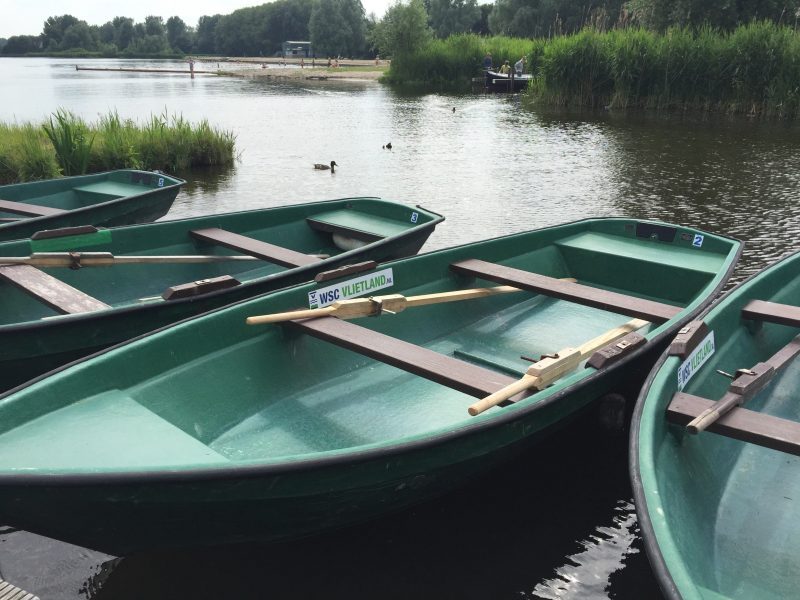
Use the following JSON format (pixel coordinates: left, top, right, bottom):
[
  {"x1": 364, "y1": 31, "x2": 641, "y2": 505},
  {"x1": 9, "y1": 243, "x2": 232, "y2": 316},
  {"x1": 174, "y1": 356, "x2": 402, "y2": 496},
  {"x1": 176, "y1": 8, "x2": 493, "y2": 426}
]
[
  {"x1": 529, "y1": 21, "x2": 800, "y2": 117},
  {"x1": 41, "y1": 109, "x2": 95, "y2": 176},
  {"x1": 0, "y1": 109, "x2": 237, "y2": 184}
]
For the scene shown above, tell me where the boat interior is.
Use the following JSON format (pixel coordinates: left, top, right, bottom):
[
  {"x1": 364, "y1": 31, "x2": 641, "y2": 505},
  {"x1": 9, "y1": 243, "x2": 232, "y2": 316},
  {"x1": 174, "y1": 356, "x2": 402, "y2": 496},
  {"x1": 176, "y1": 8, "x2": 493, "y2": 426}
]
[
  {"x1": 0, "y1": 221, "x2": 739, "y2": 473},
  {"x1": 0, "y1": 204, "x2": 424, "y2": 325},
  {"x1": 644, "y1": 273, "x2": 800, "y2": 598}
]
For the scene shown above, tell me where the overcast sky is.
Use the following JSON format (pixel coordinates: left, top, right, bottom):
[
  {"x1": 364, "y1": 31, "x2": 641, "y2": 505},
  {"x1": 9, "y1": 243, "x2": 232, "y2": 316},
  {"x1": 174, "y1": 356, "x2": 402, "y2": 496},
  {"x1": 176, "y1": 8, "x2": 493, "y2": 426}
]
[{"x1": 0, "y1": 0, "x2": 394, "y2": 39}]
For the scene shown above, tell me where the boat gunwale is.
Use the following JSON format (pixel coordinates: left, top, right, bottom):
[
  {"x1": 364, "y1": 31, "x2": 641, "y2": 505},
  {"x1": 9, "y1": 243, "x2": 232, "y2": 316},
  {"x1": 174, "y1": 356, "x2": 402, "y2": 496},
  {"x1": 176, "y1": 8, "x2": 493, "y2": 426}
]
[
  {"x1": 0, "y1": 197, "x2": 444, "y2": 334},
  {"x1": 0, "y1": 217, "x2": 742, "y2": 488},
  {"x1": 625, "y1": 249, "x2": 800, "y2": 600}
]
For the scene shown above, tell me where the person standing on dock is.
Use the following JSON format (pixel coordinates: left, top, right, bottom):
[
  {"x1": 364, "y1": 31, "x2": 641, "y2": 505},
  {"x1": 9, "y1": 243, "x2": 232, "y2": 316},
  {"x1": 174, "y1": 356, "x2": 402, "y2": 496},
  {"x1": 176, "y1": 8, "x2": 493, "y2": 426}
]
[
  {"x1": 483, "y1": 52, "x2": 493, "y2": 70},
  {"x1": 514, "y1": 56, "x2": 525, "y2": 76}
]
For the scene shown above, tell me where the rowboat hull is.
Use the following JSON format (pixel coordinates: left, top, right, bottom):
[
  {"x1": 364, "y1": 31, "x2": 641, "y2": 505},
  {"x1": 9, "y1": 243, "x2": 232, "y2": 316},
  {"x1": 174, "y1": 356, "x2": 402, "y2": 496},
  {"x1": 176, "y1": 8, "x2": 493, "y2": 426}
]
[
  {"x1": 0, "y1": 170, "x2": 184, "y2": 241},
  {"x1": 0, "y1": 218, "x2": 740, "y2": 554},
  {"x1": 0, "y1": 198, "x2": 443, "y2": 390},
  {"x1": 632, "y1": 250, "x2": 800, "y2": 600},
  {"x1": 485, "y1": 70, "x2": 532, "y2": 92}
]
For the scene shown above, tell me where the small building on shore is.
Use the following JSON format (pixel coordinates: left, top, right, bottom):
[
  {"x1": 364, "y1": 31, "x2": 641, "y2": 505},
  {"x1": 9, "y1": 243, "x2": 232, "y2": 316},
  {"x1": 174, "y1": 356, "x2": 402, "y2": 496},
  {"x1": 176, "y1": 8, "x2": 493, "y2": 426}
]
[{"x1": 282, "y1": 41, "x2": 313, "y2": 58}]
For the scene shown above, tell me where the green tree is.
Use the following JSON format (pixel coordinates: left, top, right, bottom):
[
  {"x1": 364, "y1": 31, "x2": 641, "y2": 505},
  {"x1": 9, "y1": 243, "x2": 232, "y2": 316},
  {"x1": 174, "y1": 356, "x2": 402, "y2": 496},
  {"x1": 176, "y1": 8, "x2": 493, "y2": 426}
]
[
  {"x1": 60, "y1": 22, "x2": 99, "y2": 50},
  {"x1": 195, "y1": 15, "x2": 221, "y2": 53},
  {"x1": 214, "y1": 6, "x2": 271, "y2": 55},
  {"x1": 1, "y1": 35, "x2": 42, "y2": 54},
  {"x1": 42, "y1": 15, "x2": 80, "y2": 48},
  {"x1": 98, "y1": 22, "x2": 116, "y2": 45},
  {"x1": 309, "y1": 0, "x2": 367, "y2": 57},
  {"x1": 113, "y1": 17, "x2": 135, "y2": 49},
  {"x1": 371, "y1": 0, "x2": 432, "y2": 58},
  {"x1": 471, "y1": 4, "x2": 492, "y2": 35},
  {"x1": 262, "y1": 0, "x2": 313, "y2": 55},
  {"x1": 144, "y1": 16, "x2": 166, "y2": 37},
  {"x1": 166, "y1": 16, "x2": 193, "y2": 52},
  {"x1": 626, "y1": 0, "x2": 800, "y2": 30},
  {"x1": 428, "y1": 0, "x2": 481, "y2": 37}
]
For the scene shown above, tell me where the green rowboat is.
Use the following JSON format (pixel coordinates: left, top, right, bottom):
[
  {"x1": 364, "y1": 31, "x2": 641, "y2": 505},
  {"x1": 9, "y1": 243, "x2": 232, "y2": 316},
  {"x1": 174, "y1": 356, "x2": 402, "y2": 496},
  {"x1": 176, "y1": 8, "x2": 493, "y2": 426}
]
[
  {"x1": 632, "y1": 249, "x2": 800, "y2": 600},
  {"x1": 0, "y1": 218, "x2": 739, "y2": 554},
  {"x1": 0, "y1": 170, "x2": 184, "y2": 241},
  {"x1": 0, "y1": 198, "x2": 442, "y2": 390}
]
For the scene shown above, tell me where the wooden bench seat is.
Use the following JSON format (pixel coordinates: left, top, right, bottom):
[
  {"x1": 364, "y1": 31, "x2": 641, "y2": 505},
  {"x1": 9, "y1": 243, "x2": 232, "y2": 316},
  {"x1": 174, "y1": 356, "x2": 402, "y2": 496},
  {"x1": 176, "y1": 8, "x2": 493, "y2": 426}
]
[
  {"x1": 742, "y1": 299, "x2": 800, "y2": 328},
  {"x1": 450, "y1": 259, "x2": 681, "y2": 323},
  {"x1": 0, "y1": 264, "x2": 110, "y2": 314},
  {"x1": 0, "y1": 199, "x2": 67, "y2": 218},
  {"x1": 190, "y1": 228, "x2": 322, "y2": 268},
  {"x1": 73, "y1": 181, "x2": 150, "y2": 197},
  {"x1": 667, "y1": 392, "x2": 800, "y2": 457},
  {"x1": 288, "y1": 316, "x2": 522, "y2": 399},
  {"x1": 307, "y1": 210, "x2": 411, "y2": 242}
]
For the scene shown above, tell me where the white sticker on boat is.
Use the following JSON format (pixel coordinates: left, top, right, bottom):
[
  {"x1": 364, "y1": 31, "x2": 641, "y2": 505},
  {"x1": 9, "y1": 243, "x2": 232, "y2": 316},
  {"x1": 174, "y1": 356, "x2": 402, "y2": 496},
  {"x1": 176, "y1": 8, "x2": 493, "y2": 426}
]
[
  {"x1": 410, "y1": 211, "x2": 419, "y2": 223},
  {"x1": 677, "y1": 330, "x2": 715, "y2": 390},
  {"x1": 308, "y1": 268, "x2": 394, "y2": 308},
  {"x1": 158, "y1": 177, "x2": 165, "y2": 187},
  {"x1": 692, "y1": 234, "x2": 704, "y2": 248}
]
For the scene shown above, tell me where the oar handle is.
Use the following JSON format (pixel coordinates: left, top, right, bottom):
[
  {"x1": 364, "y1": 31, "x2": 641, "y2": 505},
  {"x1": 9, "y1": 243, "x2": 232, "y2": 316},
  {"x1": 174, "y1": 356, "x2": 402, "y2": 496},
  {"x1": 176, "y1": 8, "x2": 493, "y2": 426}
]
[
  {"x1": 686, "y1": 393, "x2": 741, "y2": 434},
  {"x1": 246, "y1": 306, "x2": 335, "y2": 324},
  {"x1": 468, "y1": 375, "x2": 538, "y2": 416}
]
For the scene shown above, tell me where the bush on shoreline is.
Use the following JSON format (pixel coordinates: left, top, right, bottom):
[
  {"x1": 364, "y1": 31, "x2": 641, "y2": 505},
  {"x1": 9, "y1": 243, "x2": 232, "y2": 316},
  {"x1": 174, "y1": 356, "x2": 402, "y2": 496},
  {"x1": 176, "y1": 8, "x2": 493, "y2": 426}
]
[{"x1": 0, "y1": 110, "x2": 237, "y2": 184}]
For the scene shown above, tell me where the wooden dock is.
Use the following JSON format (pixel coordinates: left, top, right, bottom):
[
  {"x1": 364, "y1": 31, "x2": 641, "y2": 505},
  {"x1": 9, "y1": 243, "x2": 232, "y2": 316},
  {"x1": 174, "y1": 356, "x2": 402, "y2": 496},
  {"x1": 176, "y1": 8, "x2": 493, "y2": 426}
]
[
  {"x1": 0, "y1": 577, "x2": 39, "y2": 600},
  {"x1": 75, "y1": 66, "x2": 219, "y2": 75}
]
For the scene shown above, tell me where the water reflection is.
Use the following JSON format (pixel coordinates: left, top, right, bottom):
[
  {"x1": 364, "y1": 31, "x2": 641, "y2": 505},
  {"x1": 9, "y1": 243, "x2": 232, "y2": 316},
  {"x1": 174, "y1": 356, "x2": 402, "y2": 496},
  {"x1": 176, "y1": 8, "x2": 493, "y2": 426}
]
[{"x1": 530, "y1": 501, "x2": 640, "y2": 599}]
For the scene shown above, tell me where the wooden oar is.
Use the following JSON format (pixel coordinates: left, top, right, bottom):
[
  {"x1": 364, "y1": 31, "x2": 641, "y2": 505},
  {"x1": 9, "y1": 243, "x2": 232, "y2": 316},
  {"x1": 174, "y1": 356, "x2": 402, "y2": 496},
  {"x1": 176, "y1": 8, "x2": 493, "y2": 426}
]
[
  {"x1": 686, "y1": 334, "x2": 800, "y2": 433},
  {"x1": 467, "y1": 318, "x2": 650, "y2": 416},
  {"x1": 246, "y1": 278, "x2": 578, "y2": 325},
  {"x1": 0, "y1": 252, "x2": 267, "y2": 268}
]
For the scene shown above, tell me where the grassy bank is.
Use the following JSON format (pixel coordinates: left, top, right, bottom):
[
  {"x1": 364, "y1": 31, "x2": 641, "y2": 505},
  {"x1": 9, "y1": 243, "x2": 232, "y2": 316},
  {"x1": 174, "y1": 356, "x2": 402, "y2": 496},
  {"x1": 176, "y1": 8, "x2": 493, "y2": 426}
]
[
  {"x1": 386, "y1": 22, "x2": 800, "y2": 117},
  {"x1": 0, "y1": 110, "x2": 237, "y2": 184}
]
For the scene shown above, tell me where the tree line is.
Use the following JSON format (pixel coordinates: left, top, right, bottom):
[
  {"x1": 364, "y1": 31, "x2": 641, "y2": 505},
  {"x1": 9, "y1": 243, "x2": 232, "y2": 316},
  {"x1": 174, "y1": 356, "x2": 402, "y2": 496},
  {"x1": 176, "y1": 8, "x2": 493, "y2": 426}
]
[{"x1": 1, "y1": 0, "x2": 798, "y2": 59}]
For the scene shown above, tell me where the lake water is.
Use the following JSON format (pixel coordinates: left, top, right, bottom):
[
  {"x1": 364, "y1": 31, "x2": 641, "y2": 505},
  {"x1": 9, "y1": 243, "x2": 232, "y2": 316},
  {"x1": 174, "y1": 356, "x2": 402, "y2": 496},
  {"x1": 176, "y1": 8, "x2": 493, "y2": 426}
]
[{"x1": 1, "y1": 56, "x2": 799, "y2": 599}]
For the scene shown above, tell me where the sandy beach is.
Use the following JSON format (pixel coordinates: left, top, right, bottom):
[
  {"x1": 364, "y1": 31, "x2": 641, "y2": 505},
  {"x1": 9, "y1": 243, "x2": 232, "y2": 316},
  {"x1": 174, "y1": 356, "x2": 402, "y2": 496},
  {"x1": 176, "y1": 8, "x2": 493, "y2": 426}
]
[{"x1": 202, "y1": 56, "x2": 388, "y2": 82}]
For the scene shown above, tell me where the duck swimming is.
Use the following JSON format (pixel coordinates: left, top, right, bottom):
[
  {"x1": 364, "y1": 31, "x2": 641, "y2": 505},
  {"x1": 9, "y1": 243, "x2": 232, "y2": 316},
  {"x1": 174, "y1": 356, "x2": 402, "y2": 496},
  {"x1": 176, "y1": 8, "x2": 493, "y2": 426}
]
[{"x1": 314, "y1": 161, "x2": 337, "y2": 172}]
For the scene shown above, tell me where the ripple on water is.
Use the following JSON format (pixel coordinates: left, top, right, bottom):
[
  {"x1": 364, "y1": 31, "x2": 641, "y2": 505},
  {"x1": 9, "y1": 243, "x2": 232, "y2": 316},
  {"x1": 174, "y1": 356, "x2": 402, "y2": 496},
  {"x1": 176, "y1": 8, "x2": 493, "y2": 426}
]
[{"x1": 528, "y1": 501, "x2": 641, "y2": 599}]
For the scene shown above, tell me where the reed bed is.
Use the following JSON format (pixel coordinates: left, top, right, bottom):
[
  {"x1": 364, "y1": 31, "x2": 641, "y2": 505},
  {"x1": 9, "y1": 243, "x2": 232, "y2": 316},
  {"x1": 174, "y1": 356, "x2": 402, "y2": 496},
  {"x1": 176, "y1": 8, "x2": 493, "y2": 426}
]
[
  {"x1": 386, "y1": 22, "x2": 800, "y2": 117},
  {"x1": 385, "y1": 34, "x2": 537, "y2": 87},
  {"x1": 532, "y1": 22, "x2": 800, "y2": 117},
  {"x1": 0, "y1": 110, "x2": 237, "y2": 184}
]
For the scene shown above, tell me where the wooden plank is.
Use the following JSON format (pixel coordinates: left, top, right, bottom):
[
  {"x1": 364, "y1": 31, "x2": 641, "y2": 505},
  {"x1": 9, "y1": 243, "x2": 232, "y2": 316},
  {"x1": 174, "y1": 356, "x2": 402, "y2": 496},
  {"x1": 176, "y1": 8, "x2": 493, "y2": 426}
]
[
  {"x1": 667, "y1": 392, "x2": 800, "y2": 456},
  {"x1": 0, "y1": 577, "x2": 40, "y2": 600},
  {"x1": 450, "y1": 259, "x2": 681, "y2": 323},
  {"x1": 31, "y1": 225, "x2": 99, "y2": 240},
  {"x1": 162, "y1": 275, "x2": 241, "y2": 300},
  {"x1": 0, "y1": 264, "x2": 110, "y2": 314},
  {"x1": 190, "y1": 228, "x2": 322, "y2": 268},
  {"x1": 287, "y1": 316, "x2": 520, "y2": 398},
  {"x1": 685, "y1": 335, "x2": 800, "y2": 433},
  {"x1": 742, "y1": 299, "x2": 800, "y2": 328},
  {"x1": 307, "y1": 217, "x2": 382, "y2": 242},
  {"x1": 0, "y1": 199, "x2": 67, "y2": 217},
  {"x1": 314, "y1": 261, "x2": 378, "y2": 283}
]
